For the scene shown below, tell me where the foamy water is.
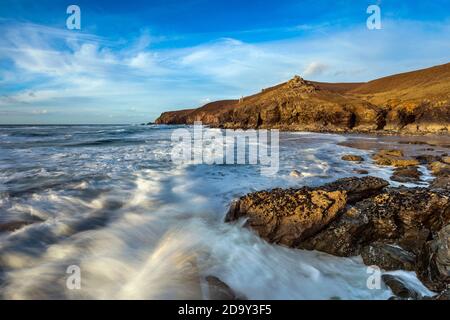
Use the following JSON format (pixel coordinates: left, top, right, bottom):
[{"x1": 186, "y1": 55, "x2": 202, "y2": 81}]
[{"x1": 0, "y1": 125, "x2": 434, "y2": 299}]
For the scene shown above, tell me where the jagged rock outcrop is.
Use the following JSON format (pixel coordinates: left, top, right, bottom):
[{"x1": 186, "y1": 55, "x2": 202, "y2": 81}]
[
  {"x1": 225, "y1": 188, "x2": 347, "y2": 247},
  {"x1": 361, "y1": 243, "x2": 416, "y2": 271},
  {"x1": 225, "y1": 176, "x2": 450, "y2": 292},
  {"x1": 225, "y1": 177, "x2": 387, "y2": 247}
]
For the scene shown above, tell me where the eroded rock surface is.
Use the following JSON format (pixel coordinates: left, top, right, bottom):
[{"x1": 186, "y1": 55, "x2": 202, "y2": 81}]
[
  {"x1": 225, "y1": 188, "x2": 347, "y2": 246},
  {"x1": 417, "y1": 225, "x2": 450, "y2": 292},
  {"x1": 226, "y1": 176, "x2": 450, "y2": 292}
]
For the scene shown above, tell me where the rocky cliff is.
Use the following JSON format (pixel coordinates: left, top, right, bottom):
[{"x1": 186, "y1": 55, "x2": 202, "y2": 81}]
[{"x1": 155, "y1": 63, "x2": 450, "y2": 134}]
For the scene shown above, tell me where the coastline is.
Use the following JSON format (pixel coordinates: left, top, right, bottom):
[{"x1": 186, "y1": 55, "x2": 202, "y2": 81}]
[
  {"x1": 1, "y1": 125, "x2": 448, "y2": 300},
  {"x1": 221, "y1": 132, "x2": 450, "y2": 300}
]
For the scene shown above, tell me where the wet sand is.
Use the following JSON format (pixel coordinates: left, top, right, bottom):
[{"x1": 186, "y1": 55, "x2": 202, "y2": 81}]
[{"x1": 338, "y1": 134, "x2": 450, "y2": 159}]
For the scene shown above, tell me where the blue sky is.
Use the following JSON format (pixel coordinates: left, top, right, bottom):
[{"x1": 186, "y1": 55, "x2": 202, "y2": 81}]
[{"x1": 0, "y1": 0, "x2": 449, "y2": 124}]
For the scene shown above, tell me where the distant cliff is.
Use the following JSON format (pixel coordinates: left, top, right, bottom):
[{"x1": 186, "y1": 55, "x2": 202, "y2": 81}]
[{"x1": 155, "y1": 63, "x2": 450, "y2": 134}]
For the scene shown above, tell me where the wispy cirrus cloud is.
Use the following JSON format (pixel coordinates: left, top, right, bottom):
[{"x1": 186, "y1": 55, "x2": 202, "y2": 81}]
[{"x1": 0, "y1": 18, "x2": 449, "y2": 124}]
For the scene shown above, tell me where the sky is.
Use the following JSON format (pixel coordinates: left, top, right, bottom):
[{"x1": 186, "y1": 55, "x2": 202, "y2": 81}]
[{"x1": 0, "y1": 0, "x2": 449, "y2": 124}]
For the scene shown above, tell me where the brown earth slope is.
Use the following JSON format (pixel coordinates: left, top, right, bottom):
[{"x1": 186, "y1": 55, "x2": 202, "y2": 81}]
[{"x1": 155, "y1": 63, "x2": 450, "y2": 134}]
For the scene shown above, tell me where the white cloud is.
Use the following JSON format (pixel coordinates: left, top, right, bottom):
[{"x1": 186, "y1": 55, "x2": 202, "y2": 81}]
[
  {"x1": 303, "y1": 62, "x2": 329, "y2": 77},
  {"x1": 0, "y1": 19, "x2": 449, "y2": 123}
]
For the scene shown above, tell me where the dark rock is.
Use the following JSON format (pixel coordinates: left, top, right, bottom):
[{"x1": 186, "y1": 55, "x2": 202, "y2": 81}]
[
  {"x1": 298, "y1": 206, "x2": 371, "y2": 256},
  {"x1": 351, "y1": 188, "x2": 449, "y2": 254},
  {"x1": 417, "y1": 225, "x2": 450, "y2": 292},
  {"x1": 433, "y1": 289, "x2": 450, "y2": 300},
  {"x1": 415, "y1": 154, "x2": 441, "y2": 165},
  {"x1": 390, "y1": 166, "x2": 422, "y2": 183},
  {"x1": 225, "y1": 176, "x2": 450, "y2": 294},
  {"x1": 225, "y1": 177, "x2": 390, "y2": 247},
  {"x1": 382, "y1": 274, "x2": 421, "y2": 299},
  {"x1": 255, "y1": 185, "x2": 449, "y2": 260},
  {"x1": 300, "y1": 187, "x2": 449, "y2": 256},
  {"x1": 354, "y1": 169, "x2": 369, "y2": 175},
  {"x1": 399, "y1": 141, "x2": 429, "y2": 145},
  {"x1": 322, "y1": 176, "x2": 389, "y2": 204},
  {"x1": 225, "y1": 187, "x2": 347, "y2": 247},
  {"x1": 342, "y1": 155, "x2": 364, "y2": 162},
  {"x1": 361, "y1": 243, "x2": 416, "y2": 271},
  {"x1": 205, "y1": 276, "x2": 245, "y2": 300},
  {"x1": 0, "y1": 221, "x2": 33, "y2": 233},
  {"x1": 430, "y1": 175, "x2": 450, "y2": 190}
]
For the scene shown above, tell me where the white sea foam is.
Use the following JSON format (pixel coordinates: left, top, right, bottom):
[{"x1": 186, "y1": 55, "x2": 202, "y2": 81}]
[{"x1": 0, "y1": 125, "x2": 442, "y2": 300}]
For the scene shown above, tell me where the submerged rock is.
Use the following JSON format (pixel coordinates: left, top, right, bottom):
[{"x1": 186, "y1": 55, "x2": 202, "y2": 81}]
[
  {"x1": 390, "y1": 166, "x2": 422, "y2": 183},
  {"x1": 341, "y1": 155, "x2": 364, "y2": 162},
  {"x1": 382, "y1": 274, "x2": 421, "y2": 299},
  {"x1": 205, "y1": 276, "x2": 246, "y2": 300}
]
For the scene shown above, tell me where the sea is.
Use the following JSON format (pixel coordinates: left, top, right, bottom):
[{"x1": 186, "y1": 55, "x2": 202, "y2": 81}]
[{"x1": 0, "y1": 124, "x2": 437, "y2": 299}]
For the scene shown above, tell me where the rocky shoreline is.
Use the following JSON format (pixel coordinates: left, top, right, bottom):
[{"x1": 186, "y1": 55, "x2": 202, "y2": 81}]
[
  {"x1": 225, "y1": 149, "x2": 450, "y2": 300},
  {"x1": 155, "y1": 63, "x2": 450, "y2": 135}
]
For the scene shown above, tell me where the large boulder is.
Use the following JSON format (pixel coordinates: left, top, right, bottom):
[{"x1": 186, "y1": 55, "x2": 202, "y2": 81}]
[
  {"x1": 345, "y1": 188, "x2": 449, "y2": 254},
  {"x1": 225, "y1": 188, "x2": 347, "y2": 246},
  {"x1": 226, "y1": 176, "x2": 450, "y2": 294},
  {"x1": 225, "y1": 177, "x2": 388, "y2": 247},
  {"x1": 298, "y1": 187, "x2": 449, "y2": 256}
]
